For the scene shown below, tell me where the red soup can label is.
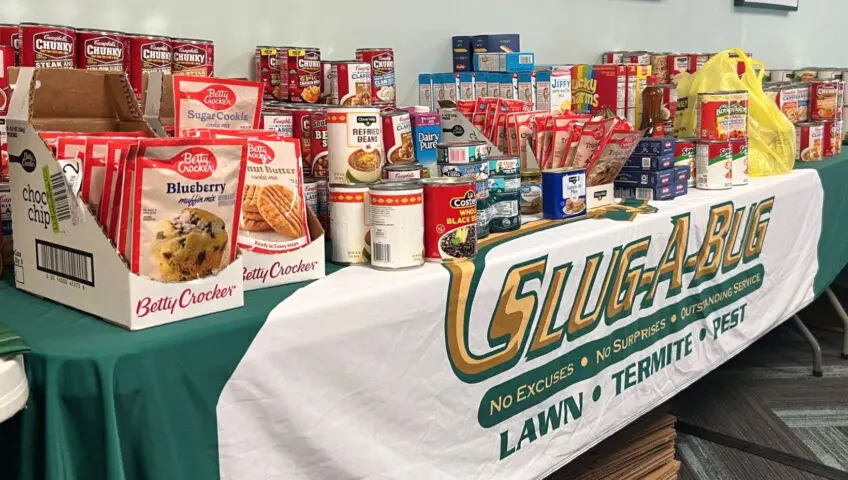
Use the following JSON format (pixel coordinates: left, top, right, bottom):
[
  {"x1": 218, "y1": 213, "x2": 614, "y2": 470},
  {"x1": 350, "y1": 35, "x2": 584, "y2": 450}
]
[
  {"x1": 311, "y1": 111, "x2": 329, "y2": 178},
  {"x1": 811, "y1": 81, "x2": 839, "y2": 121},
  {"x1": 674, "y1": 137, "x2": 696, "y2": 187},
  {"x1": 288, "y1": 107, "x2": 317, "y2": 176},
  {"x1": 171, "y1": 38, "x2": 212, "y2": 77},
  {"x1": 697, "y1": 90, "x2": 748, "y2": 140},
  {"x1": 422, "y1": 177, "x2": 477, "y2": 262},
  {"x1": 128, "y1": 35, "x2": 172, "y2": 99},
  {"x1": 795, "y1": 122, "x2": 824, "y2": 161},
  {"x1": 20, "y1": 23, "x2": 76, "y2": 69},
  {"x1": 382, "y1": 110, "x2": 415, "y2": 164},
  {"x1": 822, "y1": 119, "x2": 837, "y2": 158},
  {"x1": 0, "y1": 46, "x2": 13, "y2": 115},
  {"x1": 695, "y1": 141, "x2": 732, "y2": 190},
  {"x1": 255, "y1": 46, "x2": 286, "y2": 101},
  {"x1": 76, "y1": 29, "x2": 125, "y2": 72},
  {"x1": 332, "y1": 61, "x2": 372, "y2": 106},
  {"x1": 287, "y1": 47, "x2": 321, "y2": 103},
  {"x1": 357, "y1": 48, "x2": 396, "y2": 106},
  {"x1": 0, "y1": 24, "x2": 19, "y2": 52},
  {"x1": 730, "y1": 138, "x2": 748, "y2": 186}
]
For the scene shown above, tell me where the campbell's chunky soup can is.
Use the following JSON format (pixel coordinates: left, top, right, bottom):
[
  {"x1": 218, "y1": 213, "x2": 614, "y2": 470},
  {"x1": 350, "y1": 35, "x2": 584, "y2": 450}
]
[
  {"x1": 811, "y1": 81, "x2": 839, "y2": 121},
  {"x1": 19, "y1": 23, "x2": 76, "y2": 69},
  {"x1": 171, "y1": 38, "x2": 213, "y2": 77},
  {"x1": 287, "y1": 105, "x2": 322, "y2": 176},
  {"x1": 696, "y1": 90, "x2": 747, "y2": 141},
  {"x1": 286, "y1": 47, "x2": 321, "y2": 103},
  {"x1": 356, "y1": 48, "x2": 396, "y2": 106},
  {"x1": 0, "y1": 46, "x2": 13, "y2": 115},
  {"x1": 368, "y1": 182, "x2": 424, "y2": 270},
  {"x1": 695, "y1": 141, "x2": 732, "y2": 190},
  {"x1": 422, "y1": 177, "x2": 477, "y2": 262},
  {"x1": 381, "y1": 110, "x2": 414, "y2": 164},
  {"x1": 0, "y1": 24, "x2": 19, "y2": 51},
  {"x1": 796, "y1": 122, "x2": 824, "y2": 161},
  {"x1": 310, "y1": 111, "x2": 329, "y2": 178},
  {"x1": 255, "y1": 46, "x2": 287, "y2": 101},
  {"x1": 730, "y1": 138, "x2": 748, "y2": 186},
  {"x1": 327, "y1": 106, "x2": 384, "y2": 184},
  {"x1": 75, "y1": 28, "x2": 126, "y2": 72},
  {"x1": 331, "y1": 61, "x2": 372, "y2": 106},
  {"x1": 127, "y1": 34, "x2": 172, "y2": 99},
  {"x1": 674, "y1": 138, "x2": 696, "y2": 187},
  {"x1": 329, "y1": 183, "x2": 372, "y2": 265}
]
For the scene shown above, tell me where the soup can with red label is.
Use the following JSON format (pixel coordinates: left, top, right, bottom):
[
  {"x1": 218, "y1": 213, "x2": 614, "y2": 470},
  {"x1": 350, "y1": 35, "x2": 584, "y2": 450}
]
[
  {"x1": 356, "y1": 48, "x2": 396, "y2": 106},
  {"x1": 674, "y1": 137, "x2": 696, "y2": 187},
  {"x1": 421, "y1": 177, "x2": 477, "y2": 262},
  {"x1": 811, "y1": 80, "x2": 839, "y2": 121},
  {"x1": 835, "y1": 120, "x2": 844, "y2": 155},
  {"x1": 311, "y1": 111, "x2": 329, "y2": 178},
  {"x1": 171, "y1": 38, "x2": 213, "y2": 77},
  {"x1": 332, "y1": 61, "x2": 372, "y2": 106},
  {"x1": 255, "y1": 46, "x2": 287, "y2": 101},
  {"x1": 697, "y1": 90, "x2": 748, "y2": 141},
  {"x1": 127, "y1": 34, "x2": 172, "y2": 99},
  {"x1": 381, "y1": 110, "x2": 414, "y2": 165},
  {"x1": 822, "y1": 119, "x2": 838, "y2": 158},
  {"x1": 730, "y1": 138, "x2": 748, "y2": 186},
  {"x1": 76, "y1": 28, "x2": 126, "y2": 72},
  {"x1": 667, "y1": 54, "x2": 689, "y2": 79},
  {"x1": 383, "y1": 162, "x2": 424, "y2": 181},
  {"x1": 286, "y1": 47, "x2": 321, "y2": 103},
  {"x1": 796, "y1": 122, "x2": 824, "y2": 161},
  {"x1": 0, "y1": 24, "x2": 20, "y2": 65},
  {"x1": 688, "y1": 53, "x2": 712, "y2": 74},
  {"x1": 19, "y1": 23, "x2": 76, "y2": 69},
  {"x1": 0, "y1": 46, "x2": 14, "y2": 115}
]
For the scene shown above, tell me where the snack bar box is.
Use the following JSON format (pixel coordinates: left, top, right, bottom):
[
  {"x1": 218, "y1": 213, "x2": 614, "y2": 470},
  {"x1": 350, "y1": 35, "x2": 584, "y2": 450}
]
[{"x1": 4, "y1": 68, "x2": 246, "y2": 330}]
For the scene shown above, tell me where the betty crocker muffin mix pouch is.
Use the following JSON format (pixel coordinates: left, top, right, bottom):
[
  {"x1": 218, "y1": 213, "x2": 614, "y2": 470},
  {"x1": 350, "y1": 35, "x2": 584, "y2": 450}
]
[
  {"x1": 173, "y1": 76, "x2": 263, "y2": 136},
  {"x1": 129, "y1": 138, "x2": 248, "y2": 282}
]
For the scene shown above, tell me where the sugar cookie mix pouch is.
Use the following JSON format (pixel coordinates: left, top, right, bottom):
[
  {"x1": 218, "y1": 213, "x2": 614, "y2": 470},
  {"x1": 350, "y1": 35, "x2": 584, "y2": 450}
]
[
  {"x1": 209, "y1": 130, "x2": 312, "y2": 253},
  {"x1": 131, "y1": 138, "x2": 248, "y2": 282},
  {"x1": 173, "y1": 76, "x2": 263, "y2": 136}
]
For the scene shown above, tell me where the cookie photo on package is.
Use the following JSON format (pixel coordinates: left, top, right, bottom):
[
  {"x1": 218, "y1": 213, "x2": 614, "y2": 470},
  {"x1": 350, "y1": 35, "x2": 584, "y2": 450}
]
[
  {"x1": 173, "y1": 76, "x2": 263, "y2": 136},
  {"x1": 131, "y1": 137, "x2": 248, "y2": 282}
]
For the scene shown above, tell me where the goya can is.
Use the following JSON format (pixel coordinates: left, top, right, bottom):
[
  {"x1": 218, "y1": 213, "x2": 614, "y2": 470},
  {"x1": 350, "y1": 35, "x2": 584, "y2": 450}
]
[
  {"x1": 696, "y1": 90, "x2": 747, "y2": 140},
  {"x1": 286, "y1": 47, "x2": 321, "y2": 103},
  {"x1": 327, "y1": 106, "x2": 384, "y2": 184},
  {"x1": 329, "y1": 183, "x2": 372, "y2": 265},
  {"x1": 128, "y1": 34, "x2": 172, "y2": 99},
  {"x1": 303, "y1": 177, "x2": 319, "y2": 215},
  {"x1": 674, "y1": 137, "x2": 696, "y2": 187},
  {"x1": 255, "y1": 46, "x2": 286, "y2": 101},
  {"x1": 421, "y1": 177, "x2": 477, "y2": 262},
  {"x1": 310, "y1": 111, "x2": 329, "y2": 177},
  {"x1": 19, "y1": 23, "x2": 76, "y2": 69},
  {"x1": 383, "y1": 162, "x2": 424, "y2": 181},
  {"x1": 488, "y1": 155, "x2": 520, "y2": 175},
  {"x1": 811, "y1": 80, "x2": 839, "y2": 121},
  {"x1": 541, "y1": 168, "x2": 587, "y2": 220},
  {"x1": 436, "y1": 141, "x2": 488, "y2": 164},
  {"x1": 438, "y1": 160, "x2": 489, "y2": 180},
  {"x1": 695, "y1": 141, "x2": 732, "y2": 189},
  {"x1": 490, "y1": 191, "x2": 521, "y2": 233},
  {"x1": 796, "y1": 122, "x2": 824, "y2": 161},
  {"x1": 730, "y1": 138, "x2": 748, "y2": 186},
  {"x1": 75, "y1": 28, "x2": 126, "y2": 72},
  {"x1": 331, "y1": 61, "x2": 372, "y2": 106},
  {"x1": 356, "y1": 47, "x2": 396, "y2": 106},
  {"x1": 382, "y1": 110, "x2": 414, "y2": 164},
  {"x1": 171, "y1": 38, "x2": 213, "y2": 77},
  {"x1": 368, "y1": 182, "x2": 424, "y2": 270}
]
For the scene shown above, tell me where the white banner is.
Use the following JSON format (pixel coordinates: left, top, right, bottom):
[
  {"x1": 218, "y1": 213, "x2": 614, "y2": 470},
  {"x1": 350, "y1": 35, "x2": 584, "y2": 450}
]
[{"x1": 218, "y1": 170, "x2": 823, "y2": 480}]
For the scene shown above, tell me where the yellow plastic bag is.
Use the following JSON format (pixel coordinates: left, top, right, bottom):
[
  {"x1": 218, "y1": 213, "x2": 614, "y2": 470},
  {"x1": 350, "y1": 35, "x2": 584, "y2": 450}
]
[{"x1": 674, "y1": 48, "x2": 795, "y2": 177}]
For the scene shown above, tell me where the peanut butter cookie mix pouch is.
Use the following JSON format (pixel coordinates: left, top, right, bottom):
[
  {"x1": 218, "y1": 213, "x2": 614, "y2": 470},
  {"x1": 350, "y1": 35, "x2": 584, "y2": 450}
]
[
  {"x1": 173, "y1": 76, "x2": 263, "y2": 137},
  {"x1": 131, "y1": 138, "x2": 248, "y2": 282}
]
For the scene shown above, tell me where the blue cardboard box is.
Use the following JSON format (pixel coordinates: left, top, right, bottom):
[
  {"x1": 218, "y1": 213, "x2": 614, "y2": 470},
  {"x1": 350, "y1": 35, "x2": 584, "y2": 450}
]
[
  {"x1": 632, "y1": 138, "x2": 676, "y2": 157},
  {"x1": 472, "y1": 34, "x2": 520, "y2": 54},
  {"x1": 616, "y1": 167, "x2": 676, "y2": 187},
  {"x1": 674, "y1": 165, "x2": 691, "y2": 184},
  {"x1": 673, "y1": 181, "x2": 688, "y2": 197},
  {"x1": 625, "y1": 153, "x2": 675, "y2": 171},
  {"x1": 452, "y1": 36, "x2": 473, "y2": 72},
  {"x1": 614, "y1": 183, "x2": 676, "y2": 201},
  {"x1": 473, "y1": 52, "x2": 535, "y2": 73}
]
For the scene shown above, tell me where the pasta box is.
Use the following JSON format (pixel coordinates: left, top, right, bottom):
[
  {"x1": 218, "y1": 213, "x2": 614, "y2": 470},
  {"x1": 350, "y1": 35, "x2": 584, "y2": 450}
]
[
  {"x1": 615, "y1": 167, "x2": 675, "y2": 187},
  {"x1": 472, "y1": 34, "x2": 520, "y2": 54},
  {"x1": 674, "y1": 165, "x2": 691, "y2": 184},
  {"x1": 614, "y1": 183, "x2": 676, "y2": 201},
  {"x1": 632, "y1": 137, "x2": 676, "y2": 157},
  {"x1": 625, "y1": 153, "x2": 674, "y2": 171},
  {"x1": 452, "y1": 36, "x2": 473, "y2": 72}
]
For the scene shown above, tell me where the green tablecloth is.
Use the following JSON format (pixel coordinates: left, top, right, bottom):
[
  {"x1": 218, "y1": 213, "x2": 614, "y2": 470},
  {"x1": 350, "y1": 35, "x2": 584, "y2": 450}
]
[{"x1": 2, "y1": 155, "x2": 848, "y2": 480}]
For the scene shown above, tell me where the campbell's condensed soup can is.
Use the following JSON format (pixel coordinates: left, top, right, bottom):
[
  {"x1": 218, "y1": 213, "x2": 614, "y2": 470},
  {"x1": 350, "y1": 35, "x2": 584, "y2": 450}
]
[
  {"x1": 688, "y1": 53, "x2": 712, "y2": 74},
  {"x1": 0, "y1": 45, "x2": 14, "y2": 115},
  {"x1": 310, "y1": 111, "x2": 329, "y2": 178},
  {"x1": 730, "y1": 138, "x2": 748, "y2": 186},
  {"x1": 810, "y1": 80, "x2": 839, "y2": 121},
  {"x1": 75, "y1": 28, "x2": 126, "y2": 72},
  {"x1": 368, "y1": 182, "x2": 424, "y2": 270},
  {"x1": 19, "y1": 23, "x2": 76, "y2": 68},
  {"x1": 331, "y1": 61, "x2": 372, "y2": 106},
  {"x1": 171, "y1": 38, "x2": 213, "y2": 77},
  {"x1": 796, "y1": 122, "x2": 824, "y2": 161},
  {"x1": 383, "y1": 162, "x2": 424, "y2": 181},
  {"x1": 695, "y1": 141, "x2": 732, "y2": 190},
  {"x1": 821, "y1": 119, "x2": 838, "y2": 158},
  {"x1": 127, "y1": 34, "x2": 172, "y2": 99},
  {"x1": 356, "y1": 48, "x2": 396, "y2": 106},
  {"x1": 329, "y1": 183, "x2": 373, "y2": 265}
]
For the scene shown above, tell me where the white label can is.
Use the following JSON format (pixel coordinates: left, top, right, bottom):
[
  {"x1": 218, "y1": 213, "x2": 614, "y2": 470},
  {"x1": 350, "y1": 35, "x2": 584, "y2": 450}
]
[
  {"x1": 327, "y1": 107, "x2": 384, "y2": 184},
  {"x1": 368, "y1": 182, "x2": 424, "y2": 270},
  {"x1": 329, "y1": 183, "x2": 371, "y2": 264},
  {"x1": 695, "y1": 141, "x2": 733, "y2": 190}
]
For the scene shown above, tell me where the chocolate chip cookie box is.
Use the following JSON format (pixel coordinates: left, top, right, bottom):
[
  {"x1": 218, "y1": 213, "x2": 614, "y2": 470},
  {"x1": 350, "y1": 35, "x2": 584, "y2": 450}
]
[{"x1": 5, "y1": 68, "x2": 244, "y2": 330}]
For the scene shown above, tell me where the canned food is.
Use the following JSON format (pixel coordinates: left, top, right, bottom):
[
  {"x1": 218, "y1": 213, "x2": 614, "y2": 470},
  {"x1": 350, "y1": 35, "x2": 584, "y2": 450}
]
[
  {"x1": 658, "y1": 83, "x2": 678, "y2": 133},
  {"x1": 730, "y1": 138, "x2": 748, "y2": 186},
  {"x1": 128, "y1": 34, "x2": 172, "y2": 99},
  {"x1": 356, "y1": 48, "x2": 396, "y2": 106},
  {"x1": 436, "y1": 141, "x2": 488, "y2": 164},
  {"x1": 490, "y1": 191, "x2": 521, "y2": 233},
  {"x1": 255, "y1": 46, "x2": 286, "y2": 101},
  {"x1": 331, "y1": 61, "x2": 372, "y2": 106},
  {"x1": 75, "y1": 28, "x2": 126, "y2": 73},
  {"x1": 695, "y1": 141, "x2": 732, "y2": 189},
  {"x1": 438, "y1": 160, "x2": 489, "y2": 180},
  {"x1": 0, "y1": 46, "x2": 13, "y2": 115},
  {"x1": 368, "y1": 182, "x2": 424, "y2": 270},
  {"x1": 303, "y1": 177, "x2": 319, "y2": 215},
  {"x1": 383, "y1": 162, "x2": 424, "y2": 181},
  {"x1": 19, "y1": 23, "x2": 76, "y2": 69},
  {"x1": 688, "y1": 53, "x2": 712, "y2": 74},
  {"x1": 811, "y1": 81, "x2": 839, "y2": 120},
  {"x1": 796, "y1": 83, "x2": 811, "y2": 122},
  {"x1": 697, "y1": 90, "x2": 748, "y2": 140},
  {"x1": 489, "y1": 173, "x2": 521, "y2": 194},
  {"x1": 796, "y1": 122, "x2": 824, "y2": 161},
  {"x1": 0, "y1": 181, "x2": 11, "y2": 264},
  {"x1": 0, "y1": 25, "x2": 19, "y2": 59},
  {"x1": 541, "y1": 167, "x2": 587, "y2": 220},
  {"x1": 488, "y1": 155, "x2": 521, "y2": 175},
  {"x1": 329, "y1": 183, "x2": 372, "y2": 265},
  {"x1": 327, "y1": 106, "x2": 384, "y2": 184},
  {"x1": 520, "y1": 168, "x2": 542, "y2": 215},
  {"x1": 421, "y1": 177, "x2": 477, "y2": 262},
  {"x1": 260, "y1": 109, "x2": 294, "y2": 137},
  {"x1": 382, "y1": 110, "x2": 414, "y2": 164},
  {"x1": 315, "y1": 178, "x2": 329, "y2": 238},
  {"x1": 674, "y1": 138, "x2": 696, "y2": 187},
  {"x1": 766, "y1": 69, "x2": 794, "y2": 83},
  {"x1": 171, "y1": 38, "x2": 213, "y2": 77},
  {"x1": 286, "y1": 105, "x2": 321, "y2": 176},
  {"x1": 795, "y1": 69, "x2": 817, "y2": 82},
  {"x1": 0, "y1": 117, "x2": 7, "y2": 177},
  {"x1": 310, "y1": 111, "x2": 329, "y2": 177},
  {"x1": 601, "y1": 51, "x2": 626, "y2": 64},
  {"x1": 822, "y1": 119, "x2": 838, "y2": 158},
  {"x1": 650, "y1": 53, "x2": 670, "y2": 83},
  {"x1": 286, "y1": 47, "x2": 321, "y2": 103},
  {"x1": 476, "y1": 195, "x2": 490, "y2": 240},
  {"x1": 668, "y1": 54, "x2": 690, "y2": 78},
  {"x1": 835, "y1": 120, "x2": 844, "y2": 154},
  {"x1": 816, "y1": 69, "x2": 840, "y2": 81}
]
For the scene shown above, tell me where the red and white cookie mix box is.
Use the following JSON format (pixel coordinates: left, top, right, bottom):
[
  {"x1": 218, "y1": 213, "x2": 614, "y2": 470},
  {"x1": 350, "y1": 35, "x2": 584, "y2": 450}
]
[{"x1": 5, "y1": 68, "x2": 245, "y2": 330}]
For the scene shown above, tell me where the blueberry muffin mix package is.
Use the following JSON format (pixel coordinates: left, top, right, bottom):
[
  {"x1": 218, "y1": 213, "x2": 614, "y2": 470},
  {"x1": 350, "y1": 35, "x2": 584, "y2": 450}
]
[
  {"x1": 130, "y1": 138, "x2": 248, "y2": 282},
  {"x1": 173, "y1": 76, "x2": 263, "y2": 137}
]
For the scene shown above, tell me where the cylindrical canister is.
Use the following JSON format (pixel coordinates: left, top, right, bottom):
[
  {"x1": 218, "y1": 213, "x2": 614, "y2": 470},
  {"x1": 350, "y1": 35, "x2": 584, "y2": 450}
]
[{"x1": 368, "y1": 182, "x2": 424, "y2": 270}]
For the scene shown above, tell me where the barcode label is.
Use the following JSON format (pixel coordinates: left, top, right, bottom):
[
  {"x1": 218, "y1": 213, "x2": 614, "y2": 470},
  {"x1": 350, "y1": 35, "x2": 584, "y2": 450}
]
[
  {"x1": 635, "y1": 188, "x2": 653, "y2": 201},
  {"x1": 50, "y1": 171, "x2": 72, "y2": 222},
  {"x1": 373, "y1": 243, "x2": 391, "y2": 263},
  {"x1": 35, "y1": 240, "x2": 95, "y2": 286},
  {"x1": 519, "y1": 55, "x2": 533, "y2": 65}
]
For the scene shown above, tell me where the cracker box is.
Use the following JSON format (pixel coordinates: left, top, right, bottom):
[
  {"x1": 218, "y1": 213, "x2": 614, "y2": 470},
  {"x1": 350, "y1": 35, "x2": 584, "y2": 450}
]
[
  {"x1": 411, "y1": 112, "x2": 441, "y2": 176},
  {"x1": 472, "y1": 34, "x2": 520, "y2": 54},
  {"x1": 452, "y1": 36, "x2": 473, "y2": 72},
  {"x1": 615, "y1": 167, "x2": 675, "y2": 187},
  {"x1": 5, "y1": 68, "x2": 244, "y2": 330},
  {"x1": 614, "y1": 183, "x2": 675, "y2": 201}
]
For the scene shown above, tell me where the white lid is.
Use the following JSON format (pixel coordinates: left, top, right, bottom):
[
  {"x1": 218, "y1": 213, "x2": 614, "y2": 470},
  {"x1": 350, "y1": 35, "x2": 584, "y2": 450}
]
[{"x1": 0, "y1": 356, "x2": 28, "y2": 424}]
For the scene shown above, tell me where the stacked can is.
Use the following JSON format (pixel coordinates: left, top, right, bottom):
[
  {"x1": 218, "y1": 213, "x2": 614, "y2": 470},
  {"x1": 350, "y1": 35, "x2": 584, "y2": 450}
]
[
  {"x1": 435, "y1": 141, "x2": 492, "y2": 238},
  {"x1": 487, "y1": 155, "x2": 522, "y2": 233},
  {"x1": 694, "y1": 90, "x2": 749, "y2": 190}
]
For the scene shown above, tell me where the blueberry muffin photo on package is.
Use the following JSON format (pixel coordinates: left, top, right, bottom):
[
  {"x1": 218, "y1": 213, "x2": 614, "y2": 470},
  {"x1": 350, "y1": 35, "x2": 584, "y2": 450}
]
[{"x1": 131, "y1": 138, "x2": 248, "y2": 282}]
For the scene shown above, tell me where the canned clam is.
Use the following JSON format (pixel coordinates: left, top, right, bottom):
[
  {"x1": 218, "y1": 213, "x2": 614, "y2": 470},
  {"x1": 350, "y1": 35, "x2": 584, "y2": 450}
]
[{"x1": 368, "y1": 182, "x2": 424, "y2": 270}]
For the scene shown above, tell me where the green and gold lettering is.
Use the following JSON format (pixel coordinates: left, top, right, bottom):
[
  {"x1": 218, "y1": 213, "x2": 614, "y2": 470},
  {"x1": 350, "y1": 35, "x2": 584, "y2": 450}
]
[
  {"x1": 642, "y1": 214, "x2": 690, "y2": 307},
  {"x1": 743, "y1": 197, "x2": 774, "y2": 262},
  {"x1": 527, "y1": 264, "x2": 572, "y2": 360},
  {"x1": 567, "y1": 249, "x2": 620, "y2": 340},
  {"x1": 690, "y1": 202, "x2": 733, "y2": 288},
  {"x1": 606, "y1": 237, "x2": 651, "y2": 323}
]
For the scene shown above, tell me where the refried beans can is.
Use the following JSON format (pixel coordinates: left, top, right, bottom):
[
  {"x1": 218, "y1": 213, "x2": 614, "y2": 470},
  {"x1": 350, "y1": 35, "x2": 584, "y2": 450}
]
[
  {"x1": 810, "y1": 80, "x2": 839, "y2": 121},
  {"x1": 368, "y1": 182, "x2": 424, "y2": 270},
  {"x1": 356, "y1": 48, "x2": 396, "y2": 106},
  {"x1": 332, "y1": 61, "x2": 372, "y2": 106},
  {"x1": 382, "y1": 110, "x2": 414, "y2": 165},
  {"x1": 796, "y1": 122, "x2": 824, "y2": 161},
  {"x1": 421, "y1": 177, "x2": 477, "y2": 262},
  {"x1": 127, "y1": 34, "x2": 172, "y2": 99},
  {"x1": 436, "y1": 141, "x2": 489, "y2": 164},
  {"x1": 310, "y1": 111, "x2": 329, "y2": 178},
  {"x1": 695, "y1": 141, "x2": 732, "y2": 190},
  {"x1": 255, "y1": 46, "x2": 287, "y2": 101},
  {"x1": 0, "y1": 46, "x2": 14, "y2": 115},
  {"x1": 19, "y1": 23, "x2": 76, "y2": 69},
  {"x1": 75, "y1": 28, "x2": 125, "y2": 72},
  {"x1": 286, "y1": 47, "x2": 321, "y2": 103},
  {"x1": 383, "y1": 162, "x2": 424, "y2": 181},
  {"x1": 821, "y1": 119, "x2": 837, "y2": 158},
  {"x1": 171, "y1": 38, "x2": 213, "y2": 77},
  {"x1": 730, "y1": 138, "x2": 748, "y2": 186},
  {"x1": 697, "y1": 90, "x2": 748, "y2": 141},
  {"x1": 327, "y1": 106, "x2": 384, "y2": 184},
  {"x1": 329, "y1": 183, "x2": 373, "y2": 265},
  {"x1": 674, "y1": 137, "x2": 696, "y2": 187}
]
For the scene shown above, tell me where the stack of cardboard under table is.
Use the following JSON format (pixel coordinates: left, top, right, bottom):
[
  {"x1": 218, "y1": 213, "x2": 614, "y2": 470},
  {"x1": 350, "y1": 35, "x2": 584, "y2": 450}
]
[{"x1": 547, "y1": 409, "x2": 679, "y2": 480}]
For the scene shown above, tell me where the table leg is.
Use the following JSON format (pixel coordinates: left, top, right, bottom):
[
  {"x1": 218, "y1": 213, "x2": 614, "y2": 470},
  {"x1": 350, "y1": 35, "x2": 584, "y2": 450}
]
[
  {"x1": 792, "y1": 315, "x2": 823, "y2": 377},
  {"x1": 823, "y1": 287, "x2": 848, "y2": 359}
]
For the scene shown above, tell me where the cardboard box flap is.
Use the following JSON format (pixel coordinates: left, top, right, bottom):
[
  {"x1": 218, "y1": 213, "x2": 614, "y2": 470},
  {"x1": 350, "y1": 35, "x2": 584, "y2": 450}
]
[{"x1": 142, "y1": 71, "x2": 174, "y2": 127}]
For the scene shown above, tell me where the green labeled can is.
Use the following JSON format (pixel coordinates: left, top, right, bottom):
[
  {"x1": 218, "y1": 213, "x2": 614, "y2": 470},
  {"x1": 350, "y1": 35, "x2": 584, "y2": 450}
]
[{"x1": 490, "y1": 191, "x2": 521, "y2": 233}]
